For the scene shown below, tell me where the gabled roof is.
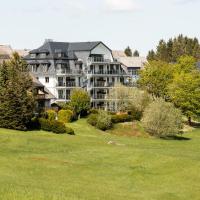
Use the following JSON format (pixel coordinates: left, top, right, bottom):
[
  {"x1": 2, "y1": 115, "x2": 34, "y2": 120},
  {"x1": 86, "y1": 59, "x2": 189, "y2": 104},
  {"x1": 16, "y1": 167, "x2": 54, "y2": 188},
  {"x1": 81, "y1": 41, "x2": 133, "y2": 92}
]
[
  {"x1": 0, "y1": 45, "x2": 13, "y2": 56},
  {"x1": 68, "y1": 41, "x2": 101, "y2": 51},
  {"x1": 29, "y1": 41, "x2": 101, "y2": 54},
  {"x1": 117, "y1": 57, "x2": 147, "y2": 68},
  {"x1": 112, "y1": 50, "x2": 127, "y2": 59}
]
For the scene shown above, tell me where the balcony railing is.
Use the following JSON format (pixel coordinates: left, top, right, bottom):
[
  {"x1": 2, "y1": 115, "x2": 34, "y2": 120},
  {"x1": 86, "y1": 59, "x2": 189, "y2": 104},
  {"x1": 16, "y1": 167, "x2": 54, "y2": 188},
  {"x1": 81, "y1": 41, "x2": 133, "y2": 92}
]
[
  {"x1": 92, "y1": 82, "x2": 115, "y2": 87},
  {"x1": 87, "y1": 57, "x2": 112, "y2": 63},
  {"x1": 87, "y1": 70, "x2": 127, "y2": 75},
  {"x1": 92, "y1": 94, "x2": 106, "y2": 99},
  {"x1": 56, "y1": 69, "x2": 82, "y2": 75},
  {"x1": 35, "y1": 94, "x2": 46, "y2": 100},
  {"x1": 57, "y1": 82, "x2": 76, "y2": 87},
  {"x1": 57, "y1": 96, "x2": 71, "y2": 100}
]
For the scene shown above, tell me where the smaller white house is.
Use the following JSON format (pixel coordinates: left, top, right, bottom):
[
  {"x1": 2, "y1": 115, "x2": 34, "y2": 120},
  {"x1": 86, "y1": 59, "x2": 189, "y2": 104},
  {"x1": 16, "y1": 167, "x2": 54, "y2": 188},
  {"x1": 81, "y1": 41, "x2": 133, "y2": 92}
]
[{"x1": 113, "y1": 51, "x2": 147, "y2": 83}]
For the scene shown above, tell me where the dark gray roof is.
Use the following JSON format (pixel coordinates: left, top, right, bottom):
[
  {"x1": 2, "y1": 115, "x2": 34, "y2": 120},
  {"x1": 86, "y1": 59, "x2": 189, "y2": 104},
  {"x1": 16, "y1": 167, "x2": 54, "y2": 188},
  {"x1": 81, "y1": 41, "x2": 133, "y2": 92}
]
[
  {"x1": 26, "y1": 41, "x2": 101, "y2": 60},
  {"x1": 68, "y1": 41, "x2": 100, "y2": 51}
]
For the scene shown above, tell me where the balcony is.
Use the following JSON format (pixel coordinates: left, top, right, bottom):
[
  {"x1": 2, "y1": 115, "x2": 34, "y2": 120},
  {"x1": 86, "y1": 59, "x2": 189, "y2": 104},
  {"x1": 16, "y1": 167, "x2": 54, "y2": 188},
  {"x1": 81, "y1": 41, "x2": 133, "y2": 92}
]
[
  {"x1": 92, "y1": 94, "x2": 106, "y2": 100},
  {"x1": 91, "y1": 82, "x2": 114, "y2": 88},
  {"x1": 87, "y1": 70, "x2": 127, "y2": 76},
  {"x1": 57, "y1": 82, "x2": 77, "y2": 87},
  {"x1": 35, "y1": 94, "x2": 46, "y2": 100},
  {"x1": 66, "y1": 82, "x2": 76, "y2": 87},
  {"x1": 56, "y1": 69, "x2": 82, "y2": 75},
  {"x1": 87, "y1": 57, "x2": 110, "y2": 63}
]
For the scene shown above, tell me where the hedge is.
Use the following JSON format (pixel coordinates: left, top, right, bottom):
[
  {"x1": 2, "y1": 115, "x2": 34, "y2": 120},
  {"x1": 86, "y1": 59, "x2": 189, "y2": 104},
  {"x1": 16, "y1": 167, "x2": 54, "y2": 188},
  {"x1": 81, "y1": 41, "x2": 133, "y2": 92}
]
[
  {"x1": 111, "y1": 114, "x2": 133, "y2": 123},
  {"x1": 39, "y1": 118, "x2": 74, "y2": 134},
  {"x1": 58, "y1": 109, "x2": 73, "y2": 123},
  {"x1": 46, "y1": 110, "x2": 56, "y2": 121},
  {"x1": 87, "y1": 114, "x2": 98, "y2": 126}
]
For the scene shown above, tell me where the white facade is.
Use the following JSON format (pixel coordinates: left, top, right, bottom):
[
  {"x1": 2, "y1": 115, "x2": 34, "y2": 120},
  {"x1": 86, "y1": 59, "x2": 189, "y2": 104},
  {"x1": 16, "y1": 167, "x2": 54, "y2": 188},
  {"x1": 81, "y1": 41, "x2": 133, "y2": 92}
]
[{"x1": 26, "y1": 41, "x2": 133, "y2": 110}]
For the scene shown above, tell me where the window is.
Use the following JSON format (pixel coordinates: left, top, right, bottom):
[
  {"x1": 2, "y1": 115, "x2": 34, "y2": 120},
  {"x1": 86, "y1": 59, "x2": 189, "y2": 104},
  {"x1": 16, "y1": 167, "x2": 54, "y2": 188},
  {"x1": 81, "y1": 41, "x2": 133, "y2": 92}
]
[
  {"x1": 30, "y1": 54, "x2": 36, "y2": 58},
  {"x1": 40, "y1": 53, "x2": 46, "y2": 58},
  {"x1": 58, "y1": 77, "x2": 64, "y2": 86},
  {"x1": 66, "y1": 90, "x2": 70, "y2": 100},
  {"x1": 33, "y1": 65, "x2": 38, "y2": 72},
  {"x1": 58, "y1": 90, "x2": 64, "y2": 99},
  {"x1": 58, "y1": 53, "x2": 62, "y2": 58},
  {"x1": 45, "y1": 77, "x2": 49, "y2": 83}
]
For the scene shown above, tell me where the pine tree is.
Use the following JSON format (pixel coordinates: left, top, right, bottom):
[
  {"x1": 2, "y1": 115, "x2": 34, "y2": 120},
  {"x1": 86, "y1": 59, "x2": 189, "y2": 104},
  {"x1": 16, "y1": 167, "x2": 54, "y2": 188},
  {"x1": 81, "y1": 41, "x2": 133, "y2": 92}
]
[
  {"x1": 147, "y1": 50, "x2": 156, "y2": 61},
  {"x1": 133, "y1": 50, "x2": 140, "y2": 57},
  {"x1": 0, "y1": 53, "x2": 35, "y2": 130},
  {"x1": 148, "y1": 35, "x2": 200, "y2": 62},
  {"x1": 124, "y1": 46, "x2": 132, "y2": 57}
]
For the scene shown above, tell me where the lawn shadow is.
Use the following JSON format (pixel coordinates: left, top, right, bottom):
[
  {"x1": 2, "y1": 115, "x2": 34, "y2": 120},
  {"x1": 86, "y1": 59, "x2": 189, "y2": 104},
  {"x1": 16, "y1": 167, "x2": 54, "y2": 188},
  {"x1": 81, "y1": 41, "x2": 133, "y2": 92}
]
[
  {"x1": 190, "y1": 121, "x2": 200, "y2": 128},
  {"x1": 161, "y1": 135, "x2": 191, "y2": 141}
]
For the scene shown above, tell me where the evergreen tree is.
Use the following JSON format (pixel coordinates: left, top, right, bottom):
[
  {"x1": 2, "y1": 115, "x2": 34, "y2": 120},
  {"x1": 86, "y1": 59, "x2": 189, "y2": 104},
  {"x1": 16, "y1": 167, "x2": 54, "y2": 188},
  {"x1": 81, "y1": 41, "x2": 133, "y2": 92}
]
[
  {"x1": 0, "y1": 53, "x2": 35, "y2": 130},
  {"x1": 147, "y1": 35, "x2": 200, "y2": 62},
  {"x1": 124, "y1": 46, "x2": 132, "y2": 57},
  {"x1": 147, "y1": 50, "x2": 156, "y2": 61},
  {"x1": 133, "y1": 50, "x2": 140, "y2": 57}
]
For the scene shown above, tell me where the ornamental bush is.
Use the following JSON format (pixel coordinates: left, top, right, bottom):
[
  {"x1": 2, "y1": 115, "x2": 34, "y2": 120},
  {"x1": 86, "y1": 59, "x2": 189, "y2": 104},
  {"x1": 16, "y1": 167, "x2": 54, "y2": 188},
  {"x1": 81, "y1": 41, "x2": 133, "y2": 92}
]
[
  {"x1": 38, "y1": 118, "x2": 74, "y2": 134},
  {"x1": 96, "y1": 111, "x2": 112, "y2": 131},
  {"x1": 58, "y1": 109, "x2": 73, "y2": 123},
  {"x1": 128, "y1": 107, "x2": 143, "y2": 121},
  {"x1": 65, "y1": 127, "x2": 75, "y2": 135},
  {"x1": 87, "y1": 114, "x2": 98, "y2": 126},
  {"x1": 87, "y1": 111, "x2": 112, "y2": 131},
  {"x1": 51, "y1": 121, "x2": 67, "y2": 134},
  {"x1": 46, "y1": 110, "x2": 56, "y2": 121},
  {"x1": 111, "y1": 114, "x2": 133, "y2": 123},
  {"x1": 142, "y1": 99, "x2": 183, "y2": 137}
]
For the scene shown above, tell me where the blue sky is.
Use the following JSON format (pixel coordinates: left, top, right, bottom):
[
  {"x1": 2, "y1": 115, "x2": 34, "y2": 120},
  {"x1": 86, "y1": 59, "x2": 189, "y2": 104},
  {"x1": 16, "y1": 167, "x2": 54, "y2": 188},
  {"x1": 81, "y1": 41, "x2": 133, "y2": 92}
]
[{"x1": 0, "y1": 0, "x2": 199, "y2": 56}]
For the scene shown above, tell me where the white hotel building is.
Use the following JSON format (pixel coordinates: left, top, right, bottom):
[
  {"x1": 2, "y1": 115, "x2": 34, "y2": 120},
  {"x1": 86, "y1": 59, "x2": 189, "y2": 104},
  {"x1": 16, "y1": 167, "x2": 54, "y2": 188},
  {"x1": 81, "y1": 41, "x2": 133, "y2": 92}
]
[{"x1": 25, "y1": 40, "x2": 145, "y2": 110}]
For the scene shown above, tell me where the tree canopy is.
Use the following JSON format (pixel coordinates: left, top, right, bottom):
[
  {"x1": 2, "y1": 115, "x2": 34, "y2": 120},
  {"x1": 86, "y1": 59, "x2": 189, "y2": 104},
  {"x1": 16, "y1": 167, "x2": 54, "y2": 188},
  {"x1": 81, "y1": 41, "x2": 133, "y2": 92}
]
[
  {"x1": 138, "y1": 61, "x2": 174, "y2": 99},
  {"x1": 124, "y1": 46, "x2": 132, "y2": 57},
  {"x1": 168, "y1": 70, "x2": 200, "y2": 124},
  {"x1": 70, "y1": 89, "x2": 90, "y2": 117},
  {"x1": 0, "y1": 53, "x2": 35, "y2": 130},
  {"x1": 147, "y1": 35, "x2": 200, "y2": 62}
]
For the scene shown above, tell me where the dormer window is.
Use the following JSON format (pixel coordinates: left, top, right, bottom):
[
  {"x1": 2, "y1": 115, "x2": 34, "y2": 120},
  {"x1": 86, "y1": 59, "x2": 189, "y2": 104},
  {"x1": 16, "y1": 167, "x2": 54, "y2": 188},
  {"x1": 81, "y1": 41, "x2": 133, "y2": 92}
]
[
  {"x1": 58, "y1": 53, "x2": 62, "y2": 58},
  {"x1": 40, "y1": 53, "x2": 46, "y2": 58},
  {"x1": 30, "y1": 54, "x2": 36, "y2": 58}
]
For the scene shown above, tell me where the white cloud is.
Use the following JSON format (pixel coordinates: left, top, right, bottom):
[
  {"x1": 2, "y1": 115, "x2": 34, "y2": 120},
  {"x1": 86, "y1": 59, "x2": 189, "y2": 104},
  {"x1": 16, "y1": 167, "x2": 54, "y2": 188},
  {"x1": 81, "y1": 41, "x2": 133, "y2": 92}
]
[{"x1": 105, "y1": 0, "x2": 137, "y2": 12}]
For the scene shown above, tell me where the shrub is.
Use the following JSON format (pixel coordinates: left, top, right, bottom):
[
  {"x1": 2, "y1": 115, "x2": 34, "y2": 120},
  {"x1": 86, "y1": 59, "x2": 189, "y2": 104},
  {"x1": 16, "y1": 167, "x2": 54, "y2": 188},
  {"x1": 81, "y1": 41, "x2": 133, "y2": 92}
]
[
  {"x1": 111, "y1": 114, "x2": 133, "y2": 123},
  {"x1": 39, "y1": 118, "x2": 52, "y2": 131},
  {"x1": 65, "y1": 127, "x2": 75, "y2": 135},
  {"x1": 51, "y1": 121, "x2": 67, "y2": 134},
  {"x1": 87, "y1": 114, "x2": 98, "y2": 126},
  {"x1": 90, "y1": 109, "x2": 99, "y2": 114},
  {"x1": 142, "y1": 99, "x2": 183, "y2": 137},
  {"x1": 128, "y1": 107, "x2": 143, "y2": 121},
  {"x1": 96, "y1": 111, "x2": 112, "y2": 131},
  {"x1": 46, "y1": 110, "x2": 56, "y2": 121},
  {"x1": 58, "y1": 109, "x2": 73, "y2": 123},
  {"x1": 27, "y1": 117, "x2": 41, "y2": 130},
  {"x1": 38, "y1": 118, "x2": 74, "y2": 134},
  {"x1": 87, "y1": 111, "x2": 112, "y2": 131}
]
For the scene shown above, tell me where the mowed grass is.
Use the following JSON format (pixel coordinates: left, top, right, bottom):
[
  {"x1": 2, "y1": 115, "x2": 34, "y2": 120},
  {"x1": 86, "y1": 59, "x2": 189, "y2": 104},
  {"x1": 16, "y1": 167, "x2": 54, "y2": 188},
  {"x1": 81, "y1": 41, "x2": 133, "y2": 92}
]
[{"x1": 0, "y1": 119, "x2": 200, "y2": 200}]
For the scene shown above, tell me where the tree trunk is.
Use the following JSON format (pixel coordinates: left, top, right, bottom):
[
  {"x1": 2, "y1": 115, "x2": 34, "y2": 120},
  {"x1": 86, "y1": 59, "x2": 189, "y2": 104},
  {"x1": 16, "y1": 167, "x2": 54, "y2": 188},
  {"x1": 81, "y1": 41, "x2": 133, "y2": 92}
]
[{"x1": 188, "y1": 116, "x2": 192, "y2": 126}]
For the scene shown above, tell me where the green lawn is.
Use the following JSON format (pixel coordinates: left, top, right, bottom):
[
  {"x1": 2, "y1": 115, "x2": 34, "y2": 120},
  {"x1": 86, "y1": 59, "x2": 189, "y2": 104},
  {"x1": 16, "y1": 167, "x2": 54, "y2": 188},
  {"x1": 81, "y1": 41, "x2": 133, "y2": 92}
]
[{"x1": 0, "y1": 119, "x2": 200, "y2": 200}]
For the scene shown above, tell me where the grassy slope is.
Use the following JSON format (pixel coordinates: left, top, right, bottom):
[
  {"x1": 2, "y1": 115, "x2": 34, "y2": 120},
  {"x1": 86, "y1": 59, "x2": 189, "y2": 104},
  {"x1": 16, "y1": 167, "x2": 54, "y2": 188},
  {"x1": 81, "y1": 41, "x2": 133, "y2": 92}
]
[{"x1": 0, "y1": 119, "x2": 200, "y2": 200}]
